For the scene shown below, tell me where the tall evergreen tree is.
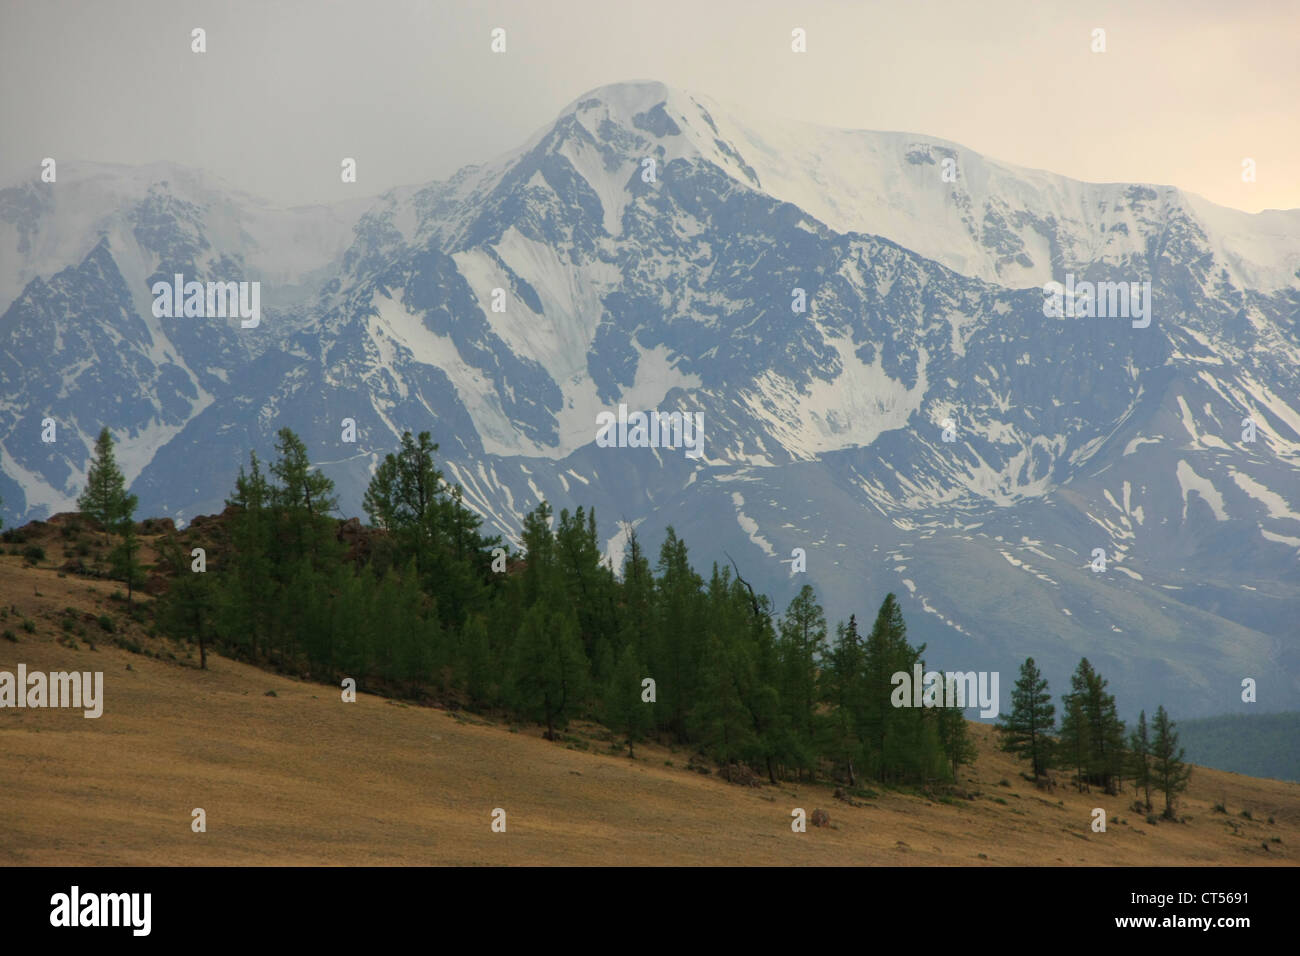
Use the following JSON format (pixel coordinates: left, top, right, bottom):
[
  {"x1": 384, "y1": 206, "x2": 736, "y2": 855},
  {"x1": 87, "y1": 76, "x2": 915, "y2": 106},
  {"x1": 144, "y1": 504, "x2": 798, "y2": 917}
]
[
  {"x1": 778, "y1": 584, "x2": 827, "y2": 779},
  {"x1": 821, "y1": 614, "x2": 865, "y2": 785},
  {"x1": 1058, "y1": 691, "x2": 1091, "y2": 791},
  {"x1": 222, "y1": 451, "x2": 276, "y2": 660},
  {"x1": 937, "y1": 703, "x2": 978, "y2": 778},
  {"x1": 1129, "y1": 709, "x2": 1154, "y2": 813},
  {"x1": 1063, "y1": 658, "x2": 1126, "y2": 793},
  {"x1": 1150, "y1": 705, "x2": 1193, "y2": 820},
  {"x1": 508, "y1": 603, "x2": 588, "y2": 740},
  {"x1": 651, "y1": 527, "x2": 704, "y2": 741},
  {"x1": 997, "y1": 657, "x2": 1056, "y2": 779},
  {"x1": 77, "y1": 428, "x2": 133, "y2": 546},
  {"x1": 269, "y1": 428, "x2": 339, "y2": 565},
  {"x1": 109, "y1": 508, "x2": 143, "y2": 607},
  {"x1": 605, "y1": 642, "x2": 652, "y2": 758},
  {"x1": 156, "y1": 536, "x2": 215, "y2": 668},
  {"x1": 862, "y1": 593, "x2": 927, "y2": 783}
]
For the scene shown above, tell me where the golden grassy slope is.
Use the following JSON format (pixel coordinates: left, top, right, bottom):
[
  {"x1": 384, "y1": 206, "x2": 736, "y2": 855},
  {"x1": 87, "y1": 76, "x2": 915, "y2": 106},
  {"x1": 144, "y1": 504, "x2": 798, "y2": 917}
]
[{"x1": 1, "y1": 550, "x2": 1297, "y2": 866}]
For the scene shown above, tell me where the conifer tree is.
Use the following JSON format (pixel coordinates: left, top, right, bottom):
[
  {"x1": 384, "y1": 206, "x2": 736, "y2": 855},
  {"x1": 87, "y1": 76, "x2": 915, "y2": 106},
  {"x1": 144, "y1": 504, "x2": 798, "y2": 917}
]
[
  {"x1": 508, "y1": 604, "x2": 588, "y2": 740},
  {"x1": 938, "y1": 702, "x2": 978, "y2": 778},
  {"x1": 862, "y1": 594, "x2": 927, "y2": 783},
  {"x1": 222, "y1": 451, "x2": 276, "y2": 659},
  {"x1": 156, "y1": 535, "x2": 214, "y2": 668},
  {"x1": 821, "y1": 614, "x2": 865, "y2": 785},
  {"x1": 109, "y1": 509, "x2": 143, "y2": 607},
  {"x1": 779, "y1": 584, "x2": 827, "y2": 779},
  {"x1": 692, "y1": 626, "x2": 756, "y2": 775},
  {"x1": 605, "y1": 642, "x2": 652, "y2": 758},
  {"x1": 1151, "y1": 705, "x2": 1193, "y2": 820},
  {"x1": 997, "y1": 657, "x2": 1055, "y2": 779},
  {"x1": 78, "y1": 427, "x2": 133, "y2": 546},
  {"x1": 651, "y1": 527, "x2": 704, "y2": 741},
  {"x1": 269, "y1": 428, "x2": 339, "y2": 565},
  {"x1": 1059, "y1": 691, "x2": 1091, "y2": 791},
  {"x1": 1129, "y1": 709, "x2": 1153, "y2": 813},
  {"x1": 1063, "y1": 658, "x2": 1126, "y2": 793}
]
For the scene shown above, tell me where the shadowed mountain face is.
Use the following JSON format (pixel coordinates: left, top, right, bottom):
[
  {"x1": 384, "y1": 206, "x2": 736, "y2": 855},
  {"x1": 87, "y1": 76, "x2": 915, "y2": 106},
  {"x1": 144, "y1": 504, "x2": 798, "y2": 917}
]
[{"x1": 3, "y1": 81, "x2": 1299, "y2": 718}]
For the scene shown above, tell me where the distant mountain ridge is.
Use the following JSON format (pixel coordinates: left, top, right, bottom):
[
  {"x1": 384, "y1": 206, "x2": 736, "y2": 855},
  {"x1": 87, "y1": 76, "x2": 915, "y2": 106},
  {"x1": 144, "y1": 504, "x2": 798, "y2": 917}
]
[{"x1": 3, "y1": 80, "x2": 1298, "y2": 719}]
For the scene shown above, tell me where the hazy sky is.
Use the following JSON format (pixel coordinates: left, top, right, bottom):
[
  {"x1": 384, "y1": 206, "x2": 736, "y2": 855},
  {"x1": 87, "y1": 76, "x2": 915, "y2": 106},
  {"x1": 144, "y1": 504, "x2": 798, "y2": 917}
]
[{"x1": 3, "y1": 0, "x2": 1296, "y2": 212}]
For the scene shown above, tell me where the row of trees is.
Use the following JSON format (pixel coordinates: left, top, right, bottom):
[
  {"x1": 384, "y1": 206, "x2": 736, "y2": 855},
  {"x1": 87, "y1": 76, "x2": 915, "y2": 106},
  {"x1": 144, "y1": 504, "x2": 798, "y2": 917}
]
[
  {"x1": 72, "y1": 427, "x2": 1197, "y2": 802},
  {"x1": 131, "y1": 427, "x2": 978, "y2": 786},
  {"x1": 998, "y1": 657, "x2": 1192, "y2": 818}
]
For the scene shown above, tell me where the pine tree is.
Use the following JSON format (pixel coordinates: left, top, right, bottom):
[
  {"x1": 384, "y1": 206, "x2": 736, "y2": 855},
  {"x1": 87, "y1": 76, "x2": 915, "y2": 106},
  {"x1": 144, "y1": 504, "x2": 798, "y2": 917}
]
[
  {"x1": 1129, "y1": 710, "x2": 1153, "y2": 812},
  {"x1": 156, "y1": 536, "x2": 214, "y2": 668},
  {"x1": 1059, "y1": 691, "x2": 1091, "y2": 791},
  {"x1": 1151, "y1": 705, "x2": 1193, "y2": 820},
  {"x1": 605, "y1": 642, "x2": 652, "y2": 758},
  {"x1": 1080, "y1": 660, "x2": 1127, "y2": 794},
  {"x1": 109, "y1": 510, "x2": 143, "y2": 607},
  {"x1": 651, "y1": 527, "x2": 704, "y2": 741},
  {"x1": 222, "y1": 451, "x2": 277, "y2": 660},
  {"x1": 269, "y1": 428, "x2": 339, "y2": 565},
  {"x1": 938, "y1": 704, "x2": 978, "y2": 779},
  {"x1": 862, "y1": 594, "x2": 927, "y2": 784},
  {"x1": 778, "y1": 584, "x2": 827, "y2": 779},
  {"x1": 997, "y1": 657, "x2": 1055, "y2": 779},
  {"x1": 508, "y1": 604, "x2": 588, "y2": 740},
  {"x1": 77, "y1": 428, "x2": 133, "y2": 546},
  {"x1": 821, "y1": 614, "x2": 865, "y2": 785},
  {"x1": 363, "y1": 430, "x2": 442, "y2": 571},
  {"x1": 692, "y1": 626, "x2": 756, "y2": 775},
  {"x1": 1063, "y1": 658, "x2": 1126, "y2": 793}
]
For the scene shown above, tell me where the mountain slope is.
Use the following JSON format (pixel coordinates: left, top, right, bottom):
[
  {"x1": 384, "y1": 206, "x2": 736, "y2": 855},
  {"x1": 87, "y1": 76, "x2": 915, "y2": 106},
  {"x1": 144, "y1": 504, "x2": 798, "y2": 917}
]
[{"x1": 2, "y1": 80, "x2": 1298, "y2": 718}]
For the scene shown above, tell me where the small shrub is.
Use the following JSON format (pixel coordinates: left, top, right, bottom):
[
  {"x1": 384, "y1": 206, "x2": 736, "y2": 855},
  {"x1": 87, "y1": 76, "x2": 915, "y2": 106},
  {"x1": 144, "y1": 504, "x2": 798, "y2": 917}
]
[
  {"x1": 2, "y1": 629, "x2": 16, "y2": 642},
  {"x1": 21, "y1": 618, "x2": 35, "y2": 633},
  {"x1": 998, "y1": 778, "x2": 1012, "y2": 787},
  {"x1": 1240, "y1": 809, "x2": 1253, "y2": 821},
  {"x1": 22, "y1": 545, "x2": 45, "y2": 563},
  {"x1": 1146, "y1": 814, "x2": 1159, "y2": 825},
  {"x1": 97, "y1": 615, "x2": 115, "y2": 633},
  {"x1": 1212, "y1": 802, "x2": 1227, "y2": 814}
]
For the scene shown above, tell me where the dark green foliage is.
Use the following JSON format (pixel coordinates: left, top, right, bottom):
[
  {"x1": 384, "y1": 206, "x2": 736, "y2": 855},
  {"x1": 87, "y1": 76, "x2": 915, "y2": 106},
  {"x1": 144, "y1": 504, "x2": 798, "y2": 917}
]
[
  {"x1": 997, "y1": 657, "x2": 1055, "y2": 778},
  {"x1": 1151, "y1": 705, "x2": 1193, "y2": 819},
  {"x1": 605, "y1": 642, "x2": 652, "y2": 757},
  {"x1": 77, "y1": 428, "x2": 136, "y2": 546},
  {"x1": 150, "y1": 430, "x2": 993, "y2": 787},
  {"x1": 1059, "y1": 658, "x2": 1126, "y2": 794},
  {"x1": 22, "y1": 544, "x2": 45, "y2": 563},
  {"x1": 1128, "y1": 710, "x2": 1153, "y2": 813}
]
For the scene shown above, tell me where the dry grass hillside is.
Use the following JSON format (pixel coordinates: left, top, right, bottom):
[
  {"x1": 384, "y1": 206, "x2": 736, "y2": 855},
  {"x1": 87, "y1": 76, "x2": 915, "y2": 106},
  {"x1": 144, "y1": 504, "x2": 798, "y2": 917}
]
[{"x1": 1, "y1": 524, "x2": 1297, "y2": 866}]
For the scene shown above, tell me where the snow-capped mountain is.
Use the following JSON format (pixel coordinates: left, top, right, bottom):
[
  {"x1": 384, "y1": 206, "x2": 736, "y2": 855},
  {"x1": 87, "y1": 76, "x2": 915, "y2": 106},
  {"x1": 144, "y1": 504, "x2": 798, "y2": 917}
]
[{"x1": 3, "y1": 81, "x2": 1298, "y2": 717}]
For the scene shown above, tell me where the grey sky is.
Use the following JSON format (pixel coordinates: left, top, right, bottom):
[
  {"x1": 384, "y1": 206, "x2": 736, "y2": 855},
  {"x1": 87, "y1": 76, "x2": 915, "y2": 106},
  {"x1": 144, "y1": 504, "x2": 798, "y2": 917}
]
[{"x1": 2, "y1": 0, "x2": 1296, "y2": 211}]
